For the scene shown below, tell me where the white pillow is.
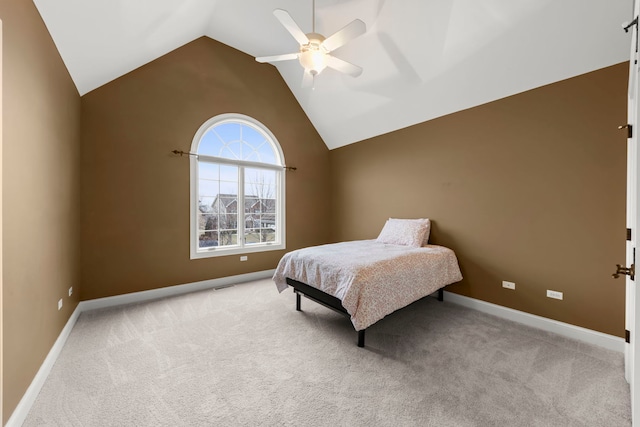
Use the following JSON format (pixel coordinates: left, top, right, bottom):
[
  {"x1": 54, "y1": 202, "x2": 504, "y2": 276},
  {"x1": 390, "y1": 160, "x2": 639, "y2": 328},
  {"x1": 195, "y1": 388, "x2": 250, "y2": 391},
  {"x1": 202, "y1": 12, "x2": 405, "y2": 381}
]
[
  {"x1": 376, "y1": 218, "x2": 427, "y2": 247},
  {"x1": 389, "y1": 218, "x2": 431, "y2": 246}
]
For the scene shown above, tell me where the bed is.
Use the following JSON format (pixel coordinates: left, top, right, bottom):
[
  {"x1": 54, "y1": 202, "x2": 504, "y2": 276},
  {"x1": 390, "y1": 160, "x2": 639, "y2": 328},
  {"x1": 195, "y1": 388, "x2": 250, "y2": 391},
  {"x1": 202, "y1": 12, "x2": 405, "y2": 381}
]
[{"x1": 272, "y1": 218, "x2": 463, "y2": 347}]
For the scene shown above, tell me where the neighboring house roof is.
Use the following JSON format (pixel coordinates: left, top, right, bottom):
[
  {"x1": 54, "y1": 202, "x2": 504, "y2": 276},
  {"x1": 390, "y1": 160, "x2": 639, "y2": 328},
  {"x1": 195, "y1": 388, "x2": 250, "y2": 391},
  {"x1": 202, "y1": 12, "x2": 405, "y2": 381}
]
[{"x1": 201, "y1": 194, "x2": 275, "y2": 214}]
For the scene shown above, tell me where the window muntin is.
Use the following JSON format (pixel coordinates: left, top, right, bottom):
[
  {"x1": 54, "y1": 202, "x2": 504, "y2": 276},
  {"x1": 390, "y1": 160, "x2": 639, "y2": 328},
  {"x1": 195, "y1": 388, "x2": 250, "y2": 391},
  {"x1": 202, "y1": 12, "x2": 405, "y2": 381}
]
[
  {"x1": 198, "y1": 122, "x2": 279, "y2": 165},
  {"x1": 190, "y1": 114, "x2": 285, "y2": 259}
]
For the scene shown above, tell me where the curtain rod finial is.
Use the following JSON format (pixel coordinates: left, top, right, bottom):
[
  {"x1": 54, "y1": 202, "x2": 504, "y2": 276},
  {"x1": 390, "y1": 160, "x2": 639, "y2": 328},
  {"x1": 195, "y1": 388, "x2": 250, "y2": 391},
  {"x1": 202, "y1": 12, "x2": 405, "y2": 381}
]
[{"x1": 172, "y1": 150, "x2": 197, "y2": 157}]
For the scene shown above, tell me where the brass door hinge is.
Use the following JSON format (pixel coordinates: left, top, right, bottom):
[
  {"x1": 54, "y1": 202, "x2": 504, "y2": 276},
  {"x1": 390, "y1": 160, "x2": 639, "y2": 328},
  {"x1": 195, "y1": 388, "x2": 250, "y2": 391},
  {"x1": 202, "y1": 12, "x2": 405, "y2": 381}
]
[{"x1": 613, "y1": 263, "x2": 635, "y2": 280}]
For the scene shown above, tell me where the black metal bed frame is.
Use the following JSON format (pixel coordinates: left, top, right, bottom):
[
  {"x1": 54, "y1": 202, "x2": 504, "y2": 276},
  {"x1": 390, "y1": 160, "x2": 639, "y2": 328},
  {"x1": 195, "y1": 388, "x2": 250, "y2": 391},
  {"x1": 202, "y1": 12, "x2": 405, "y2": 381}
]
[{"x1": 285, "y1": 277, "x2": 444, "y2": 348}]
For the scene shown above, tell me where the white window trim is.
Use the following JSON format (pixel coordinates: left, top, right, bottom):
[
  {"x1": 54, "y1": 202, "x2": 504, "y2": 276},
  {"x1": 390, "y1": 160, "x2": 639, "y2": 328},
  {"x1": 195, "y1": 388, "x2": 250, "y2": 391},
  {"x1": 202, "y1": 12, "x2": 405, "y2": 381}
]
[{"x1": 189, "y1": 114, "x2": 286, "y2": 259}]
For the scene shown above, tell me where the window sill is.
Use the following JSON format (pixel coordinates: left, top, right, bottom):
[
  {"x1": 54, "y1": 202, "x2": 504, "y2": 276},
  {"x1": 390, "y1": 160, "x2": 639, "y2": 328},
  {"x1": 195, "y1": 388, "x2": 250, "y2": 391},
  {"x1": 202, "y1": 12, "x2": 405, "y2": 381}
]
[{"x1": 190, "y1": 242, "x2": 285, "y2": 259}]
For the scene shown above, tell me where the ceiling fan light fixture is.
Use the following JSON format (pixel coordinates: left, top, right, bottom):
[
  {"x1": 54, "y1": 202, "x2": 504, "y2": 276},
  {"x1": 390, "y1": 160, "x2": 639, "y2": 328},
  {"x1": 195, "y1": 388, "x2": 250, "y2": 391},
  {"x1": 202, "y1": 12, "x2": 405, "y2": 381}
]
[
  {"x1": 299, "y1": 49, "x2": 327, "y2": 75},
  {"x1": 299, "y1": 34, "x2": 327, "y2": 75}
]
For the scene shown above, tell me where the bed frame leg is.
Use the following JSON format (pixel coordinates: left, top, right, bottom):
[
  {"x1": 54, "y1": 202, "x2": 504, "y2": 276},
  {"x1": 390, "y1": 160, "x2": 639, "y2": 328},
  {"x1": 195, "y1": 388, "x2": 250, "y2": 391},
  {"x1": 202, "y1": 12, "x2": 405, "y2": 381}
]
[
  {"x1": 357, "y1": 330, "x2": 365, "y2": 347},
  {"x1": 296, "y1": 292, "x2": 301, "y2": 311},
  {"x1": 438, "y1": 288, "x2": 444, "y2": 302}
]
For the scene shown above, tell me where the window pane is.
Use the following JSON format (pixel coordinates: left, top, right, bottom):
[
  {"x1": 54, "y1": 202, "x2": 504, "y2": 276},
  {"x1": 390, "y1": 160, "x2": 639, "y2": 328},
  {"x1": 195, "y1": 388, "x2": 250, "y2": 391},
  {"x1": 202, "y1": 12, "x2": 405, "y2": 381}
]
[
  {"x1": 216, "y1": 208, "x2": 237, "y2": 249},
  {"x1": 198, "y1": 162, "x2": 239, "y2": 247},
  {"x1": 198, "y1": 180, "x2": 219, "y2": 199},
  {"x1": 258, "y1": 142, "x2": 277, "y2": 164},
  {"x1": 245, "y1": 168, "x2": 274, "y2": 185},
  {"x1": 218, "y1": 226, "x2": 238, "y2": 246},
  {"x1": 263, "y1": 230, "x2": 276, "y2": 243},
  {"x1": 221, "y1": 141, "x2": 241, "y2": 160},
  {"x1": 219, "y1": 183, "x2": 238, "y2": 198},
  {"x1": 199, "y1": 231, "x2": 219, "y2": 248},
  {"x1": 220, "y1": 164, "x2": 238, "y2": 182},
  {"x1": 245, "y1": 168, "x2": 275, "y2": 192},
  {"x1": 218, "y1": 165, "x2": 238, "y2": 211},
  {"x1": 243, "y1": 142, "x2": 261, "y2": 162},
  {"x1": 264, "y1": 190, "x2": 276, "y2": 213},
  {"x1": 199, "y1": 214, "x2": 217, "y2": 231},
  {"x1": 241, "y1": 125, "x2": 264, "y2": 161},
  {"x1": 198, "y1": 129, "x2": 226, "y2": 157},
  {"x1": 244, "y1": 167, "x2": 277, "y2": 245},
  {"x1": 223, "y1": 213, "x2": 237, "y2": 227},
  {"x1": 241, "y1": 125, "x2": 278, "y2": 164},
  {"x1": 246, "y1": 223, "x2": 276, "y2": 245},
  {"x1": 262, "y1": 213, "x2": 276, "y2": 225},
  {"x1": 198, "y1": 197, "x2": 215, "y2": 213},
  {"x1": 245, "y1": 228, "x2": 260, "y2": 244},
  {"x1": 199, "y1": 162, "x2": 219, "y2": 180},
  {"x1": 216, "y1": 122, "x2": 241, "y2": 142}
]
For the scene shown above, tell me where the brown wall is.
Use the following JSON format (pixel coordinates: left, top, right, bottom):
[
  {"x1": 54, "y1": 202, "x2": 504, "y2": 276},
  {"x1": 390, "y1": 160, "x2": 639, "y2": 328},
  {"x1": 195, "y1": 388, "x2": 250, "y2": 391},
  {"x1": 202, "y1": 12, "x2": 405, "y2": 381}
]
[
  {"x1": 0, "y1": 0, "x2": 81, "y2": 423},
  {"x1": 80, "y1": 37, "x2": 332, "y2": 300},
  {"x1": 330, "y1": 62, "x2": 628, "y2": 337}
]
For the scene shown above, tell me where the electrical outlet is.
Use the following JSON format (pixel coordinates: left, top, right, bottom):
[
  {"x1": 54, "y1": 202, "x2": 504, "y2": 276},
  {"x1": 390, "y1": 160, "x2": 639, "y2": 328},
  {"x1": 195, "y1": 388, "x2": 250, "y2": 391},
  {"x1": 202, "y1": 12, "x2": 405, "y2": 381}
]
[
  {"x1": 58, "y1": 299, "x2": 63, "y2": 310},
  {"x1": 502, "y1": 281, "x2": 515, "y2": 290},
  {"x1": 68, "y1": 287, "x2": 73, "y2": 297},
  {"x1": 547, "y1": 290, "x2": 563, "y2": 300},
  {"x1": 240, "y1": 256, "x2": 248, "y2": 261}
]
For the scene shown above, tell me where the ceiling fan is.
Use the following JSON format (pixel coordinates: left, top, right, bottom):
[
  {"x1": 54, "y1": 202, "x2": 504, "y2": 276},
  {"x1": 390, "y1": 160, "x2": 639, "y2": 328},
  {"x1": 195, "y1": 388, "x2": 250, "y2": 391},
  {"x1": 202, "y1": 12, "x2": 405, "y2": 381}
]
[{"x1": 255, "y1": 0, "x2": 366, "y2": 86}]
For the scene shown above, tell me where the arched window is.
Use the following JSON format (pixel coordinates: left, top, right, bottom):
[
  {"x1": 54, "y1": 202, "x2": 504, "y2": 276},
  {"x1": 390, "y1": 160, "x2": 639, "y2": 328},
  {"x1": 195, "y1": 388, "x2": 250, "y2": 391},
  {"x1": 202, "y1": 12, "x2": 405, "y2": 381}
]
[{"x1": 190, "y1": 114, "x2": 285, "y2": 259}]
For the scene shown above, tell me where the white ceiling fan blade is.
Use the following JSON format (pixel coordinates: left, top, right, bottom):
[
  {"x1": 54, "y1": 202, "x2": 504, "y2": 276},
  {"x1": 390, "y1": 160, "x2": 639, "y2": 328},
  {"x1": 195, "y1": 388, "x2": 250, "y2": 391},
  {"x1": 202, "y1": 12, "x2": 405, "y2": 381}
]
[
  {"x1": 321, "y1": 19, "x2": 366, "y2": 52},
  {"x1": 326, "y1": 55, "x2": 363, "y2": 77},
  {"x1": 255, "y1": 53, "x2": 299, "y2": 63},
  {"x1": 273, "y1": 9, "x2": 309, "y2": 46}
]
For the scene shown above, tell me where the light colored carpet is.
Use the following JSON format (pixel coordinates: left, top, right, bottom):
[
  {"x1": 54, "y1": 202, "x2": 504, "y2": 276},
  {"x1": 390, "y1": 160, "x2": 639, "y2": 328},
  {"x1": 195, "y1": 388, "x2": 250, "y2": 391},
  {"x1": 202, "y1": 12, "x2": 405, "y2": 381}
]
[{"x1": 23, "y1": 278, "x2": 630, "y2": 426}]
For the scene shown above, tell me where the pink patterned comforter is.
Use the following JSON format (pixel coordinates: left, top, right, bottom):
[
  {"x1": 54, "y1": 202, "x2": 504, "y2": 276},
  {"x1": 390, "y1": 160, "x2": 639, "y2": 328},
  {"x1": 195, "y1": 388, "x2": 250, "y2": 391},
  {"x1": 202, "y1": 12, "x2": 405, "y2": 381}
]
[{"x1": 272, "y1": 240, "x2": 463, "y2": 330}]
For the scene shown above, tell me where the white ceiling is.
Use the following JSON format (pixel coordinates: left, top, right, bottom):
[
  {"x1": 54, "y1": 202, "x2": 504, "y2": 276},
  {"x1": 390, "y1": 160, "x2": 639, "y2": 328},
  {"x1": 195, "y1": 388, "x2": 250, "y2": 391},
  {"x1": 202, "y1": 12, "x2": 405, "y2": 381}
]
[{"x1": 34, "y1": 0, "x2": 632, "y2": 149}]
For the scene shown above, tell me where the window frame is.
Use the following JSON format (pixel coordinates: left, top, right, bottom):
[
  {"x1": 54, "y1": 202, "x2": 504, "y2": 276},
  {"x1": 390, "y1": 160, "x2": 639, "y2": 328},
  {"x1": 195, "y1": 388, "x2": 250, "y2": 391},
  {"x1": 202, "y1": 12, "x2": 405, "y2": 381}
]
[{"x1": 189, "y1": 114, "x2": 286, "y2": 259}]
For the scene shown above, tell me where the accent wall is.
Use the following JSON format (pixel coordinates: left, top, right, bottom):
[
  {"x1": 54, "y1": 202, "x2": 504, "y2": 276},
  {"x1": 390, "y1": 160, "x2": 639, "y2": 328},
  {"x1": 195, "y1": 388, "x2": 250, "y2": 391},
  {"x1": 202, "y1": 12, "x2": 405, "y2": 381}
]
[
  {"x1": 330, "y1": 62, "x2": 628, "y2": 337},
  {"x1": 79, "y1": 37, "x2": 332, "y2": 301}
]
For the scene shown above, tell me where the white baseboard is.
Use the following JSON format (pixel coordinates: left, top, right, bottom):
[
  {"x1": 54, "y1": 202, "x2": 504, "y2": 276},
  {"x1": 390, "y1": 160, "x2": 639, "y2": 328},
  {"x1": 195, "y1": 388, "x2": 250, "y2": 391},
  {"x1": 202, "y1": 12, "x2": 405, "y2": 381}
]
[
  {"x1": 443, "y1": 291, "x2": 625, "y2": 353},
  {"x1": 5, "y1": 269, "x2": 275, "y2": 427},
  {"x1": 80, "y1": 269, "x2": 275, "y2": 312},
  {"x1": 5, "y1": 304, "x2": 82, "y2": 427}
]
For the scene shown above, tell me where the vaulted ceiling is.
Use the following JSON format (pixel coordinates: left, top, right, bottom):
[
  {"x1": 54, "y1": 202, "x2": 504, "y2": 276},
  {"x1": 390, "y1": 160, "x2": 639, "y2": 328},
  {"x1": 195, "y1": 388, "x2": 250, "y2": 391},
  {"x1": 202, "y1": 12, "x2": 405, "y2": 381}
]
[{"x1": 34, "y1": 0, "x2": 632, "y2": 149}]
